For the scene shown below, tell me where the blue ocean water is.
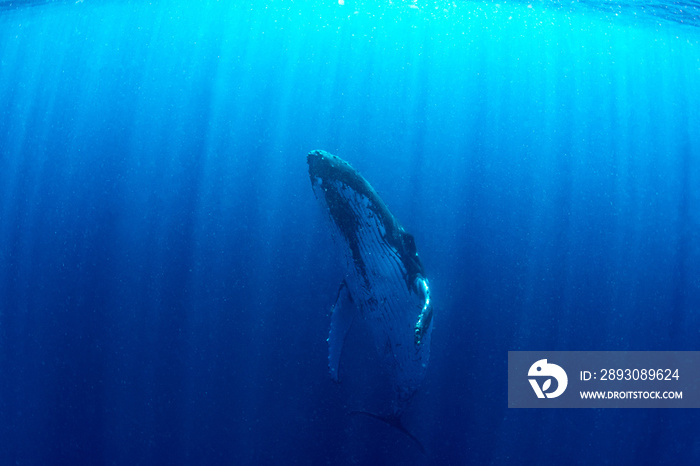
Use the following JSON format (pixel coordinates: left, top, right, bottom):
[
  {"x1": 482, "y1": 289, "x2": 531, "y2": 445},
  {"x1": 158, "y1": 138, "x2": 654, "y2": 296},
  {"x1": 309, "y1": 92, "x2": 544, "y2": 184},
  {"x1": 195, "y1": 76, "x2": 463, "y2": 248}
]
[{"x1": 1, "y1": 0, "x2": 699, "y2": 464}]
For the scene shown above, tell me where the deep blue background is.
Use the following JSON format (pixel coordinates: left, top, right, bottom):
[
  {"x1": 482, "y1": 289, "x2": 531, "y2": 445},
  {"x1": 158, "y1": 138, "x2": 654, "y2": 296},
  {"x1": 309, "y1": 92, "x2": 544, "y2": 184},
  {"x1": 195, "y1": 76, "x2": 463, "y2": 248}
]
[{"x1": 1, "y1": 1, "x2": 699, "y2": 464}]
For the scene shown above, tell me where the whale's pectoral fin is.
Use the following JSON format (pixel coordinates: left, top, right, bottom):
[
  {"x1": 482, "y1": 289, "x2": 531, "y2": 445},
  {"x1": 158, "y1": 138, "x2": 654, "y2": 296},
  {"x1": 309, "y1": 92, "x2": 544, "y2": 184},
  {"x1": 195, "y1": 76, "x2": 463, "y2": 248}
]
[
  {"x1": 328, "y1": 280, "x2": 356, "y2": 382},
  {"x1": 413, "y1": 277, "x2": 433, "y2": 347}
]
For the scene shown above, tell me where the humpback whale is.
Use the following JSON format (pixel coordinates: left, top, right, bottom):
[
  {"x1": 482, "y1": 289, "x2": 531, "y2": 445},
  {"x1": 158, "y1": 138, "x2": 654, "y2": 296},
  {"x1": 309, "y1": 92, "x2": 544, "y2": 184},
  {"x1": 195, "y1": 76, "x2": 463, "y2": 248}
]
[{"x1": 308, "y1": 150, "x2": 434, "y2": 425}]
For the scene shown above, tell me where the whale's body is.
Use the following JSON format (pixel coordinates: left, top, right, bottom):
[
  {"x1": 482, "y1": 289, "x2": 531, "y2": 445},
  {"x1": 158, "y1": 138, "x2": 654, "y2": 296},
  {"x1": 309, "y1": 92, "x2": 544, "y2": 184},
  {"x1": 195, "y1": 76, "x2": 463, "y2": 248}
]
[{"x1": 308, "y1": 150, "x2": 433, "y2": 416}]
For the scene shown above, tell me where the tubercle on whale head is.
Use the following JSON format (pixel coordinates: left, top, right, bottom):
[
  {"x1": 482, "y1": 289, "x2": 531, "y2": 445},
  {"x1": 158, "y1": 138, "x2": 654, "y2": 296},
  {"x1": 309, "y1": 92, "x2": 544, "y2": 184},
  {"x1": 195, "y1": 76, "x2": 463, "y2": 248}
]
[{"x1": 307, "y1": 150, "x2": 354, "y2": 183}]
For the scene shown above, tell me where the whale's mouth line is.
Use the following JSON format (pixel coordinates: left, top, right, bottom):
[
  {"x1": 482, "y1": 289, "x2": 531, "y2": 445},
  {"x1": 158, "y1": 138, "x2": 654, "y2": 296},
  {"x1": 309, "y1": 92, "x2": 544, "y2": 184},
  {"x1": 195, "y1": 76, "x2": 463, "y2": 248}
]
[{"x1": 315, "y1": 177, "x2": 370, "y2": 283}]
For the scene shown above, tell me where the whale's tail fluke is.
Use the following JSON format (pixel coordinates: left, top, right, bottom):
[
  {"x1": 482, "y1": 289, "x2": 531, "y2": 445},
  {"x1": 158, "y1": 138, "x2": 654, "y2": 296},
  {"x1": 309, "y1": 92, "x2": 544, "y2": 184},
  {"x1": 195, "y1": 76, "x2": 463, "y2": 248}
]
[{"x1": 349, "y1": 410, "x2": 426, "y2": 454}]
